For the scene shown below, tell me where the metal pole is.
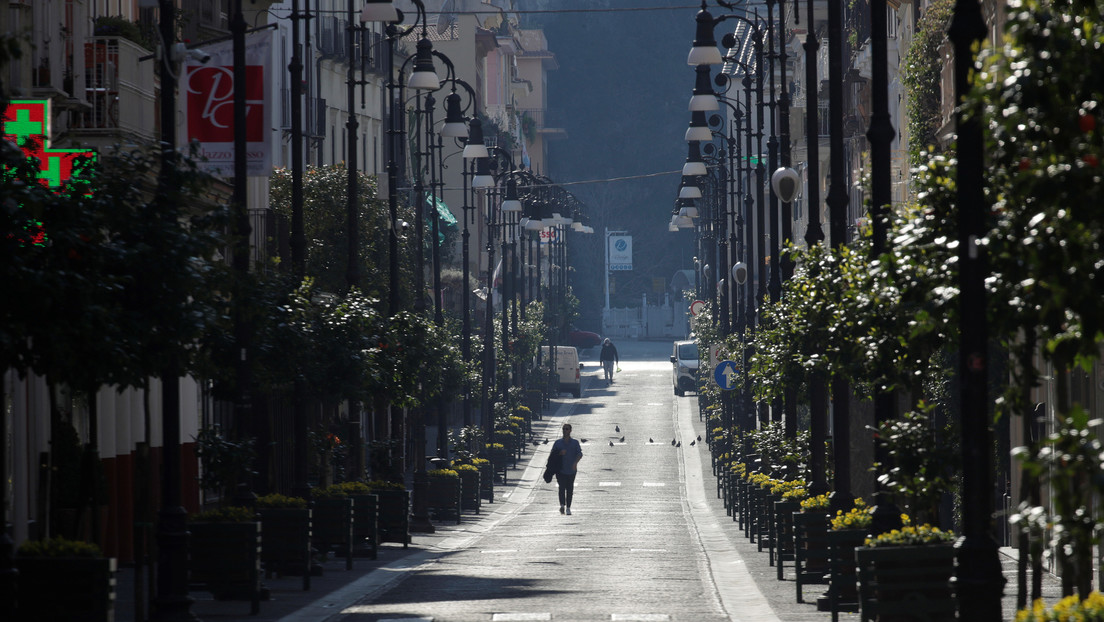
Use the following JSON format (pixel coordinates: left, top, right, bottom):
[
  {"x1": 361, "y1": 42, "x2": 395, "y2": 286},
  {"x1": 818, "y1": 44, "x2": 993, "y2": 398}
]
[
  {"x1": 291, "y1": 0, "x2": 310, "y2": 498},
  {"x1": 346, "y1": 0, "x2": 361, "y2": 293},
  {"x1": 462, "y1": 160, "x2": 472, "y2": 427},
  {"x1": 867, "y1": 0, "x2": 903, "y2": 535},
  {"x1": 153, "y1": 2, "x2": 194, "y2": 619},
  {"x1": 825, "y1": 0, "x2": 853, "y2": 515},
  {"x1": 949, "y1": 0, "x2": 1005, "y2": 614},
  {"x1": 802, "y1": 0, "x2": 828, "y2": 498}
]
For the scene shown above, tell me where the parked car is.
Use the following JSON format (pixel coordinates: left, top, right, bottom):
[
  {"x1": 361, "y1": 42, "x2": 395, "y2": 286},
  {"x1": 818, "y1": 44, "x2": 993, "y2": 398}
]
[
  {"x1": 670, "y1": 340, "x2": 699, "y2": 396},
  {"x1": 567, "y1": 330, "x2": 602, "y2": 350},
  {"x1": 538, "y1": 345, "x2": 582, "y2": 398}
]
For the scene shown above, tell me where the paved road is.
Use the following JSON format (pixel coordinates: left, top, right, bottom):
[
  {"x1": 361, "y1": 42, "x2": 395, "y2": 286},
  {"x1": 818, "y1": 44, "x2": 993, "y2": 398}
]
[{"x1": 326, "y1": 340, "x2": 778, "y2": 622}]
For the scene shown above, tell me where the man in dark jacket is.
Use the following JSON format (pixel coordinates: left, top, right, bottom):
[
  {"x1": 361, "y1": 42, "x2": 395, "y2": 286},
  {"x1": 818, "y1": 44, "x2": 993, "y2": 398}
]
[{"x1": 599, "y1": 338, "x2": 618, "y2": 384}]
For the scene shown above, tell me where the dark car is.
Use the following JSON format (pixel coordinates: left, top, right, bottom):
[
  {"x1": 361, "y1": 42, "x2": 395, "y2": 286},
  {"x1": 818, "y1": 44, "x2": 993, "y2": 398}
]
[{"x1": 567, "y1": 330, "x2": 602, "y2": 350}]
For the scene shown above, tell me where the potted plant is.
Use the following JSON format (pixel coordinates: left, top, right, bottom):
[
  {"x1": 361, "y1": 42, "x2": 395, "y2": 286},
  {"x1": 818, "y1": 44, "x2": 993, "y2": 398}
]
[
  {"x1": 793, "y1": 493, "x2": 832, "y2": 603},
  {"x1": 426, "y1": 468, "x2": 462, "y2": 524},
  {"x1": 856, "y1": 524, "x2": 956, "y2": 621},
  {"x1": 824, "y1": 498, "x2": 872, "y2": 615},
  {"x1": 310, "y1": 486, "x2": 354, "y2": 570},
  {"x1": 256, "y1": 493, "x2": 312, "y2": 590},
  {"x1": 329, "y1": 481, "x2": 378, "y2": 559},
  {"x1": 15, "y1": 536, "x2": 117, "y2": 622},
  {"x1": 1017, "y1": 592, "x2": 1104, "y2": 621},
  {"x1": 772, "y1": 480, "x2": 807, "y2": 579},
  {"x1": 454, "y1": 463, "x2": 482, "y2": 513},
  {"x1": 367, "y1": 480, "x2": 410, "y2": 547},
  {"x1": 187, "y1": 506, "x2": 264, "y2": 613},
  {"x1": 486, "y1": 442, "x2": 510, "y2": 485}
]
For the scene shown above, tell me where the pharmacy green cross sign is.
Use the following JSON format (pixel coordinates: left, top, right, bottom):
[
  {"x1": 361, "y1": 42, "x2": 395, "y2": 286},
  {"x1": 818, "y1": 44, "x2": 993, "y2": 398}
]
[
  {"x1": 3, "y1": 99, "x2": 97, "y2": 245},
  {"x1": 3, "y1": 99, "x2": 96, "y2": 189}
]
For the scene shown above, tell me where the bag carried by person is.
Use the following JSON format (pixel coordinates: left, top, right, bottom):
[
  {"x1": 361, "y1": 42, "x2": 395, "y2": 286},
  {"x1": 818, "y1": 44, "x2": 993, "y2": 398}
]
[{"x1": 543, "y1": 451, "x2": 562, "y2": 483}]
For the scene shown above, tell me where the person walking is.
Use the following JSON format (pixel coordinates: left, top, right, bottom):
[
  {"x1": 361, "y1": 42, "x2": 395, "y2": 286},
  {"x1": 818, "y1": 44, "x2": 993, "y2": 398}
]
[
  {"x1": 551, "y1": 423, "x2": 583, "y2": 515},
  {"x1": 599, "y1": 337, "x2": 619, "y2": 384}
]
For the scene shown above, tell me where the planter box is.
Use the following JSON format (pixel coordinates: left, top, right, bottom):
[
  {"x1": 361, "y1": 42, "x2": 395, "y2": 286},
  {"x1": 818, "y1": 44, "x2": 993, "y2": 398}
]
[
  {"x1": 773, "y1": 500, "x2": 801, "y2": 579},
  {"x1": 793, "y1": 511, "x2": 831, "y2": 602},
  {"x1": 15, "y1": 556, "x2": 117, "y2": 622},
  {"x1": 856, "y1": 544, "x2": 956, "y2": 622},
  {"x1": 819, "y1": 529, "x2": 867, "y2": 615},
  {"x1": 426, "y1": 476, "x2": 462, "y2": 524},
  {"x1": 489, "y1": 450, "x2": 511, "y2": 485},
  {"x1": 348, "y1": 493, "x2": 379, "y2": 559},
  {"x1": 188, "y1": 521, "x2": 264, "y2": 614},
  {"x1": 373, "y1": 488, "x2": 411, "y2": 547},
  {"x1": 458, "y1": 470, "x2": 481, "y2": 513},
  {"x1": 258, "y1": 507, "x2": 312, "y2": 590},
  {"x1": 479, "y1": 462, "x2": 495, "y2": 503},
  {"x1": 312, "y1": 498, "x2": 354, "y2": 570}
]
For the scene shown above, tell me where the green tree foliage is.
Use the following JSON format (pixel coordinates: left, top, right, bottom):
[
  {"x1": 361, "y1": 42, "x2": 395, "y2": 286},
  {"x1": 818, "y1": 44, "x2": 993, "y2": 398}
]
[
  {"x1": 968, "y1": 0, "x2": 1104, "y2": 599},
  {"x1": 901, "y1": 0, "x2": 955, "y2": 166},
  {"x1": 269, "y1": 164, "x2": 413, "y2": 301},
  {"x1": 1, "y1": 145, "x2": 229, "y2": 394}
]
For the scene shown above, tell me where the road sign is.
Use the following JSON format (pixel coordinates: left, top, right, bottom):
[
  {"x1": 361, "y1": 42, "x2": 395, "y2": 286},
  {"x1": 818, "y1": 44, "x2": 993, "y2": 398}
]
[
  {"x1": 714, "y1": 360, "x2": 738, "y2": 391},
  {"x1": 689, "y1": 299, "x2": 705, "y2": 316}
]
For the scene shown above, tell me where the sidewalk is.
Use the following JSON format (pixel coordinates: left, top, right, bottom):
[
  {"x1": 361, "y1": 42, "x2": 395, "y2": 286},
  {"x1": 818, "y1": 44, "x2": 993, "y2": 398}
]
[{"x1": 115, "y1": 398, "x2": 577, "y2": 622}]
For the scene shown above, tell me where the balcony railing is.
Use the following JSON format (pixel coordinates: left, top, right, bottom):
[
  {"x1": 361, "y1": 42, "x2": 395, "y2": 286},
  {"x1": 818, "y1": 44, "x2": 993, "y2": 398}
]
[{"x1": 70, "y1": 37, "x2": 156, "y2": 140}]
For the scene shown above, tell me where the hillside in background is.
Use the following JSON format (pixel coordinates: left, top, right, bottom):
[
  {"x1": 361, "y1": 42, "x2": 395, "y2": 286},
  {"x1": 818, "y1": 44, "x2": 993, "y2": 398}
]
[{"x1": 523, "y1": 0, "x2": 698, "y2": 332}]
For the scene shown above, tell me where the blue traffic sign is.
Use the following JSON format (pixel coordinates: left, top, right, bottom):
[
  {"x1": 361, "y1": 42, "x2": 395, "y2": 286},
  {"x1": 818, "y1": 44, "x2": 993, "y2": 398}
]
[{"x1": 714, "y1": 360, "x2": 738, "y2": 391}]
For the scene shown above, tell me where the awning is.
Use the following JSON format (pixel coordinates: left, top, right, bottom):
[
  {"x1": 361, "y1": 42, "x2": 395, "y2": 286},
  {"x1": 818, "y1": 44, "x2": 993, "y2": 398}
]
[{"x1": 426, "y1": 193, "x2": 457, "y2": 243}]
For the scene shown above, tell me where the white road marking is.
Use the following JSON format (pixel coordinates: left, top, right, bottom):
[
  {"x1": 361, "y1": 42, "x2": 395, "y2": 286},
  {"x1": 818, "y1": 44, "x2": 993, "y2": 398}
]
[
  {"x1": 555, "y1": 547, "x2": 593, "y2": 552},
  {"x1": 643, "y1": 482, "x2": 666, "y2": 487},
  {"x1": 492, "y1": 615, "x2": 551, "y2": 621},
  {"x1": 598, "y1": 481, "x2": 622, "y2": 487}
]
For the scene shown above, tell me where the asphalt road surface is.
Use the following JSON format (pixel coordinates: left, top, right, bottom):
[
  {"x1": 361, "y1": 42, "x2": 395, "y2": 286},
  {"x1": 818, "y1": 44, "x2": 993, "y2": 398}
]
[{"x1": 327, "y1": 339, "x2": 778, "y2": 622}]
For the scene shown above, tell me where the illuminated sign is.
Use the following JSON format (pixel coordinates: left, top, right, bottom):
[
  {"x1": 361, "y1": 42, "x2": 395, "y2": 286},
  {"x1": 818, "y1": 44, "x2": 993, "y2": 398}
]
[
  {"x1": 3, "y1": 99, "x2": 96, "y2": 188},
  {"x1": 2, "y1": 99, "x2": 97, "y2": 245}
]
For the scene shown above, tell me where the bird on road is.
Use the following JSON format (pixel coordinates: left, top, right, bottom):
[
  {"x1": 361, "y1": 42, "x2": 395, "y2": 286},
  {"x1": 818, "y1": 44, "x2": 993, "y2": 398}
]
[
  {"x1": 543, "y1": 439, "x2": 549, "y2": 445},
  {"x1": 619, "y1": 436, "x2": 625, "y2": 443},
  {"x1": 690, "y1": 440, "x2": 696, "y2": 447},
  {"x1": 697, "y1": 435, "x2": 702, "y2": 442},
  {"x1": 609, "y1": 440, "x2": 614, "y2": 447},
  {"x1": 676, "y1": 441, "x2": 682, "y2": 448},
  {"x1": 615, "y1": 425, "x2": 620, "y2": 433},
  {"x1": 532, "y1": 440, "x2": 541, "y2": 446},
  {"x1": 671, "y1": 438, "x2": 676, "y2": 446},
  {"x1": 648, "y1": 438, "x2": 654, "y2": 443},
  {"x1": 580, "y1": 438, "x2": 588, "y2": 443}
]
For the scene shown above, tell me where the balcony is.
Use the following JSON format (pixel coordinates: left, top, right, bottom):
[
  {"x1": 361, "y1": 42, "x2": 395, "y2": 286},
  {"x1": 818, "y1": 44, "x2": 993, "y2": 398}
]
[{"x1": 69, "y1": 37, "x2": 156, "y2": 144}]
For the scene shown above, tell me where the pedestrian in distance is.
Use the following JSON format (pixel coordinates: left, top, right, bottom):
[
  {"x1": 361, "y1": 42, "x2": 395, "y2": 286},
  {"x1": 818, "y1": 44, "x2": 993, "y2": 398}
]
[
  {"x1": 599, "y1": 338, "x2": 619, "y2": 384},
  {"x1": 551, "y1": 423, "x2": 583, "y2": 515}
]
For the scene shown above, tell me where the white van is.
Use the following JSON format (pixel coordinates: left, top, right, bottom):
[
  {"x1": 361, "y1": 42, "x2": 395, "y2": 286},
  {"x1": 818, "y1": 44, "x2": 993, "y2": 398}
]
[
  {"x1": 538, "y1": 345, "x2": 582, "y2": 398},
  {"x1": 670, "y1": 340, "x2": 699, "y2": 396}
]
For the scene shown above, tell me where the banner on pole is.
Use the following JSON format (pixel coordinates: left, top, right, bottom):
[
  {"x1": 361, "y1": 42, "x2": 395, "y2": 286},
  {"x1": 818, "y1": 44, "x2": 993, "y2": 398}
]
[
  {"x1": 184, "y1": 29, "x2": 273, "y2": 176},
  {"x1": 608, "y1": 235, "x2": 632, "y2": 271}
]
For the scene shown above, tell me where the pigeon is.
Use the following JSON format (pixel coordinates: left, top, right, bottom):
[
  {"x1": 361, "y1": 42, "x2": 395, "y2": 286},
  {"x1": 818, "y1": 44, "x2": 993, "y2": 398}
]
[
  {"x1": 697, "y1": 435, "x2": 702, "y2": 442},
  {"x1": 615, "y1": 425, "x2": 620, "y2": 433},
  {"x1": 580, "y1": 438, "x2": 588, "y2": 443},
  {"x1": 676, "y1": 441, "x2": 682, "y2": 448},
  {"x1": 609, "y1": 440, "x2": 614, "y2": 447},
  {"x1": 649, "y1": 438, "x2": 654, "y2": 443},
  {"x1": 619, "y1": 436, "x2": 625, "y2": 443},
  {"x1": 532, "y1": 440, "x2": 541, "y2": 447},
  {"x1": 542, "y1": 439, "x2": 549, "y2": 445},
  {"x1": 671, "y1": 438, "x2": 676, "y2": 446},
  {"x1": 690, "y1": 440, "x2": 696, "y2": 447}
]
